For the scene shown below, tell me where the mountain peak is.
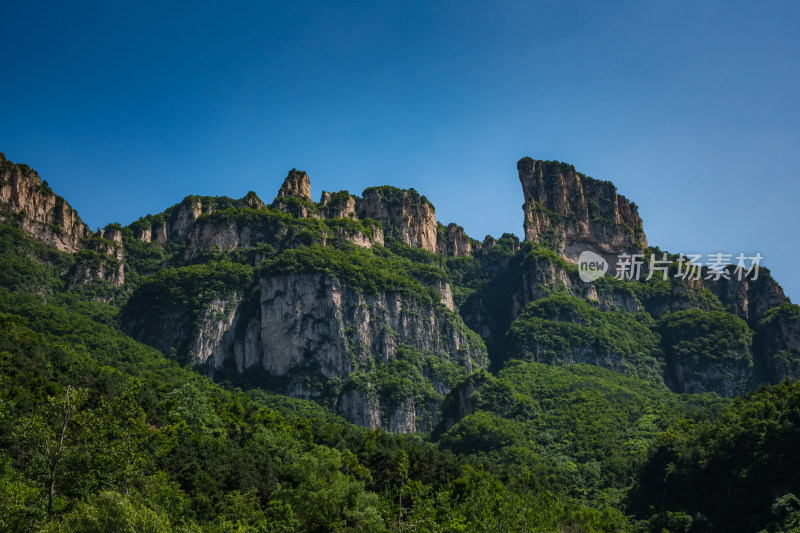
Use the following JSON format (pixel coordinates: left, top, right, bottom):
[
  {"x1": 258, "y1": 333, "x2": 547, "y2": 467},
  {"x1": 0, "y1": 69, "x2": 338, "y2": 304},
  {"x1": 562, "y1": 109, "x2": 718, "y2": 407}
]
[
  {"x1": 277, "y1": 168, "x2": 311, "y2": 202},
  {"x1": 517, "y1": 157, "x2": 647, "y2": 265}
]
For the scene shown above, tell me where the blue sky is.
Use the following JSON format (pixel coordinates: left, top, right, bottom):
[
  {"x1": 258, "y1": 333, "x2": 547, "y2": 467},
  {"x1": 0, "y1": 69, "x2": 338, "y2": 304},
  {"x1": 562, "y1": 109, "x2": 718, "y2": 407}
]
[{"x1": 2, "y1": 1, "x2": 799, "y2": 299}]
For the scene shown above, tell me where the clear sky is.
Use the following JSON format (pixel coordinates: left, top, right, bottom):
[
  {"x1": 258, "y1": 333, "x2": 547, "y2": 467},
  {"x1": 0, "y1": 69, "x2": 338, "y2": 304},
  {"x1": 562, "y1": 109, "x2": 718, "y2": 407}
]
[{"x1": 2, "y1": 1, "x2": 798, "y2": 299}]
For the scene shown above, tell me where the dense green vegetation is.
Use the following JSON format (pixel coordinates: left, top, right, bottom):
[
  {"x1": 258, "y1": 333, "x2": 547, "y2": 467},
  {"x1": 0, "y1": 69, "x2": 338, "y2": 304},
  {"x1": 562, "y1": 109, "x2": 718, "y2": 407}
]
[
  {"x1": 1, "y1": 164, "x2": 799, "y2": 532},
  {"x1": 659, "y1": 309, "x2": 754, "y2": 395},
  {"x1": 261, "y1": 244, "x2": 445, "y2": 306},
  {"x1": 0, "y1": 225, "x2": 124, "y2": 318},
  {"x1": 506, "y1": 294, "x2": 663, "y2": 380},
  {"x1": 362, "y1": 185, "x2": 434, "y2": 211},
  {"x1": 628, "y1": 379, "x2": 800, "y2": 532},
  {"x1": 435, "y1": 363, "x2": 725, "y2": 508},
  {"x1": 0, "y1": 285, "x2": 625, "y2": 531},
  {"x1": 344, "y1": 344, "x2": 472, "y2": 426}
]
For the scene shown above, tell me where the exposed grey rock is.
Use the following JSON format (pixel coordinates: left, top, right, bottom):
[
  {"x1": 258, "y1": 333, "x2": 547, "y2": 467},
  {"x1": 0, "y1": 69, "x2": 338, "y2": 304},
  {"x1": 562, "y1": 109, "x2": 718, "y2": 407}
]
[
  {"x1": 277, "y1": 169, "x2": 312, "y2": 201},
  {"x1": 193, "y1": 295, "x2": 242, "y2": 369},
  {"x1": 320, "y1": 190, "x2": 358, "y2": 219},
  {"x1": 0, "y1": 154, "x2": 91, "y2": 252},
  {"x1": 438, "y1": 223, "x2": 473, "y2": 257},
  {"x1": 357, "y1": 187, "x2": 438, "y2": 253},
  {"x1": 258, "y1": 273, "x2": 483, "y2": 378},
  {"x1": 336, "y1": 388, "x2": 381, "y2": 429},
  {"x1": 518, "y1": 157, "x2": 646, "y2": 266}
]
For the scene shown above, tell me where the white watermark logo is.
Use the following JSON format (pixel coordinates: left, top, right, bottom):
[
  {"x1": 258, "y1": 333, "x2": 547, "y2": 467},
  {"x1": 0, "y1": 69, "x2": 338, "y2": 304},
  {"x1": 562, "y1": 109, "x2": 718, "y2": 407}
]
[
  {"x1": 578, "y1": 251, "x2": 609, "y2": 282},
  {"x1": 578, "y1": 251, "x2": 764, "y2": 283}
]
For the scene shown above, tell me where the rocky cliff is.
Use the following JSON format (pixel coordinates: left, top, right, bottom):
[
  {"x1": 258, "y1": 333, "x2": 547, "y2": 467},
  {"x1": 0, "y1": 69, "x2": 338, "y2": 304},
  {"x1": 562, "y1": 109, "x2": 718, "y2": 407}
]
[
  {"x1": 277, "y1": 169, "x2": 311, "y2": 201},
  {"x1": 753, "y1": 303, "x2": 800, "y2": 384},
  {"x1": 70, "y1": 225, "x2": 126, "y2": 287},
  {"x1": 134, "y1": 172, "x2": 441, "y2": 261},
  {"x1": 438, "y1": 223, "x2": 474, "y2": 257},
  {"x1": 256, "y1": 272, "x2": 484, "y2": 431},
  {"x1": 0, "y1": 153, "x2": 91, "y2": 252},
  {"x1": 132, "y1": 171, "x2": 442, "y2": 260},
  {"x1": 357, "y1": 186, "x2": 439, "y2": 253},
  {"x1": 131, "y1": 195, "x2": 221, "y2": 245},
  {"x1": 320, "y1": 190, "x2": 358, "y2": 219},
  {"x1": 456, "y1": 228, "x2": 799, "y2": 396},
  {"x1": 708, "y1": 267, "x2": 788, "y2": 322},
  {"x1": 122, "y1": 265, "x2": 485, "y2": 433},
  {"x1": 0, "y1": 153, "x2": 126, "y2": 288},
  {"x1": 4, "y1": 150, "x2": 800, "y2": 423},
  {"x1": 272, "y1": 170, "x2": 319, "y2": 218},
  {"x1": 518, "y1": 157, "x2": 646, "y2": 265}
]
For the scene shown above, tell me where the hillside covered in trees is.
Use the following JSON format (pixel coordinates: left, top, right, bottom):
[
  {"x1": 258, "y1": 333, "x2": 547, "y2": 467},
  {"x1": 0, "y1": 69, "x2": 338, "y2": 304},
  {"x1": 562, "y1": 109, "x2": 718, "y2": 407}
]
[{"x1": 1, "y1": 152, "x2": 799, "y2": 531}]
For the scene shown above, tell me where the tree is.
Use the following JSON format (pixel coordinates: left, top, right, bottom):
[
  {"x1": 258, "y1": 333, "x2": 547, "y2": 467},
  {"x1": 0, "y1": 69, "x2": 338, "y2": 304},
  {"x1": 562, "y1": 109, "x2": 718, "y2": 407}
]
[{"x1": 17, "y1": 386, "x2": 88, "y2": 515}]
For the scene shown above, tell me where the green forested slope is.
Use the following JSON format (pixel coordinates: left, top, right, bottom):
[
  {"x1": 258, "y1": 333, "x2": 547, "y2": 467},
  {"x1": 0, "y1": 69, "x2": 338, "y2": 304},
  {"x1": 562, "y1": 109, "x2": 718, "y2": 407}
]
[
  {"x1": 628, "y1": 379, "x2": 800, "y2": 532},
  {"x1": 435, "y1": 362, "x2": 725, "y2": 508},
  {"x1": 0, "y1": 223, "x2": 627, "y2": 531},
  {"x1": 2, "y1": 154, "x2": 800, "y2": 532}
]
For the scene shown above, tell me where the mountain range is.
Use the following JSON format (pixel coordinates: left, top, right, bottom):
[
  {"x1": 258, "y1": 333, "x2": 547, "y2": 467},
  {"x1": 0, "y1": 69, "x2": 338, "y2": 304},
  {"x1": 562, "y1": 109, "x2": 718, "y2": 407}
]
[{"x1": 2, "y1": 151, "x2": 799, "y2": 531}]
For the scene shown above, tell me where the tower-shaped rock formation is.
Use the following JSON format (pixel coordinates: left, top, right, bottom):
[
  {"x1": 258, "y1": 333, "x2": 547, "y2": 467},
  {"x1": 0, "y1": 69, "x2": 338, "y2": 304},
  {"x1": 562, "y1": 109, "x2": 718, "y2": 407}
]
[{"x1": 518, "y1": 157, "x2": 646, "y2": 265}]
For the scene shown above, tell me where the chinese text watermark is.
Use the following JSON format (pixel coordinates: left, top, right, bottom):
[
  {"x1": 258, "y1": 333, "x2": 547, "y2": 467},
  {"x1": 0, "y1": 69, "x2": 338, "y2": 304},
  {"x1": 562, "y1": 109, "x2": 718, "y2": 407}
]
[{"x1": 578, "y1": 251, "x2": 763, "y2": 283}]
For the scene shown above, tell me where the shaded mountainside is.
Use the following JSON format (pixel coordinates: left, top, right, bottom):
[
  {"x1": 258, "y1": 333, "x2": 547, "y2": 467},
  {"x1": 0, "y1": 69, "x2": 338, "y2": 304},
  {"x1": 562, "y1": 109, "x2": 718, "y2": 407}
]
[{"x1": 628, "y1": 379, "x2": 800, "y2": 532}]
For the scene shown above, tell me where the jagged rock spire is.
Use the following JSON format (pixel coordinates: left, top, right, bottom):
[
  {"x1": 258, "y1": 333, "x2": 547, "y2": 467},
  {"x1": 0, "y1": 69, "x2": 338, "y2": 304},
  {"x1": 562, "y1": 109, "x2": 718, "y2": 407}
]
[{"x1": 277, "y1": 169, "x2": 311, "y2": 202}]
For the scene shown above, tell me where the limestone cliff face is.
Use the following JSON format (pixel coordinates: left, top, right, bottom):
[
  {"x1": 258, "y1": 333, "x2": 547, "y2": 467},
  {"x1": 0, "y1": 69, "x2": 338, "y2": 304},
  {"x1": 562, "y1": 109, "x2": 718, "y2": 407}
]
[
  {"x1": 257, "y1": 273, "x2": 479, "y2": 378},
  {"x1": 130, "y1": 188, "x2": 379, "y2": 261},
  {"x1": 132, "y1": 195, "x2": 217, "y2": 245},
  {"x1": 183, "y1": 220, "x2": 256, "y2": 259},
  {"x1": 162, "y1": 173, "x2": 437, "y2": 260},
  {"x1": 753, "y1": 303, "x2": 800, "y2": 384},
  {"x1": 0, "y1": 153, "x2": 91, "y2": 252},
  {"x1": 336, "y1": 388, "x2": 382, "y2": 429},
  {"x1": 133, "y1": 220, "x2": 168, "y2": 246},
  {"x1": 320, "y1": 191, "x2": 358, "y2": 219},
  {"x1": 182, "y1": 210, "x2": 383, "y2": 260},
  {"x1": 132, "y1": 195, "x2": 247, "y2": 254},
  {"x1": 272, "y1": 170, "x2": 318, "y2": 218},
  {"x1": 171, "y1": 176, "x2": 397, "y2": 260},
  {"x1": 154, "y1": 271, "x2": 485, "y2": 433},
  {"x1": 70, "y1": 226, "x2": 126, "y2": 288},
  {"x1": 242, "y1": 191, "x2": 265, "y2": 210},
  {"x1": 438, "y1": 223, "x2": 473, "y2": 257},
  {"x1": 708, "y1": 268, "x2": 787, "y2": 323},
  {"x1": 256, "y1": 273, "x2": 483, "y2": 432},
  {"x1": 518, "y1": 158, "x2": 646, "y2": 265},
  {"x1": 169, "y1": 197, "x2": 216, "y2": 241},
  {"x1": 0, "y1": 154, "x2": 125, "y2": 288},
  {"x1": 193, "y1": 295, "x2": 243, "y2": 369},
  {"x1": 511, "y1": 255, "x2": 641, "y2": 315},
  {"x1": 461, "y1": 241, "x2": 645, "y2": 346},
  {"x1": 277, "y1": 169, "x2": 311, "y2": 201},
  {"x1": 357, "y1": 187, "x2": 438, "y2": 253}
]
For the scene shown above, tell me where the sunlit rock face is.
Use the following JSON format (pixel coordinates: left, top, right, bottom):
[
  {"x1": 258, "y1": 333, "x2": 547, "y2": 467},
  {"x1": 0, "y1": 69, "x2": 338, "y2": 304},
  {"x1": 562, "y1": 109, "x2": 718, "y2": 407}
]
[
  {"x1": 0, "y1": 153, "x2": 91, "y2": 252},
  {"x1": 518, "y1": 157, "x2": 647, "y2": 266},
  {"x1": 357, "y1": 186, "x2": 439, "y2": 253}
]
